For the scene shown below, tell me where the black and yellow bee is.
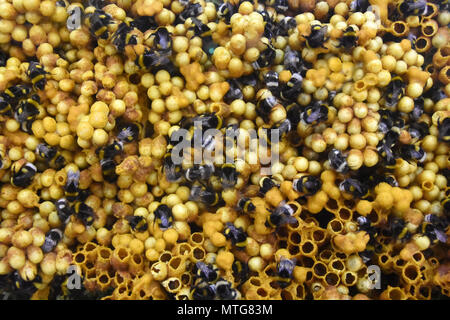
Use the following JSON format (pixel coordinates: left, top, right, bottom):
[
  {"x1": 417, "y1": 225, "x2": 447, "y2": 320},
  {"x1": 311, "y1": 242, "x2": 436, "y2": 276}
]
[
  {"x1": 127, "y1": 215, "x2": 148, "y2": 232},
  {"x1": 397, "y1": 0, "x2": 428, "y2": 16},
  {"x1": 217, "y1": 1, "x2": 235, "y2": 23},
  {"x1": 100, "y1": 158, "x2": 118, "y2": 183},
  {"x1": 223, "y1": 222, "x2": 247, "y2": 249},
  {"x1": 276, "y1": 16, "x2": 297, "y2": 37},
  {"x1": 189, "y1": 184, "x2": 222, "y2": 206},
  {"x1": 36, "y1": 143, "x2": 66, "y2": 170},
  {"x1": 215, "y1": 279, "x2": 239, "y2": 300},
  {"x1": 400, "y1": 144, "x2": 426, "y2": 163},
  {"x1": 357, "y1": 216, "x2": 378, "y2": 239},
  {"x1": 177, "y1": 2, "x2": 203, "y2": 23},
  {"x1": 389, "y1": 218, "x2": 412, "y2": 242},
  {"x1": 339, "y1": 26, "x2": 358, "y2": 49},
  {"x1": 15, "y1": 94, "x2": 40, "y2": 124},
  {"x1": 150, "y1": 27, "x2": 172, "y2": 53},
  {"x1": 27, "y1": 62, "x2": 48, "y2": 90},
  {"x1": 285, "y1": 103, "x2": 301, "y2": 129},
  {"x1": 223, "y1": 80, "x2": 243, "y2": 104},
  {"x1": 135, "y1": 48, "x2": 171, "y2": 70},
  {"x1": 284, "y1": 48, "x2": 311, "y2": 76},
  {"x1": 96, "y1": 140, "x2": 123, "y2": 161},
  {"x1": 0, "y1": 85, "x2": 32, "y2": 115},
  {"x1": 276, "y1": 257, "x2": 296, "y2": 288},
  {"x1": 420, "y1": 214, "x2": 448, "y2": 244},
  {"x1": 350, "y1": 0, "x2": 370, "y2": 12},
  {"x1": 194, "y1": 262, "x2": 219, "y2": 282},
  {"x1": 163, "y1": 149, "x2": 184, "y2": 182},
  {"x1": 300, "y1": 103, "x2": 329, "y2": 125},
  {"x1": 11, "y1": 162, "x2": 37, "y2": 188},
  {"x1": 339, "y1": 178, "x2": 369, "y2": 199},
  {"x1": 232, "y1": 260, "x2": 249, "y2": 285},
  {"x1": 280, "y1": 73, "x2": 303, "y2": 101},
  {"x1": 64, "y1": 170, "x2": 80, "y2": 202},
  {"x1": 185, "y1": 164, "x2": 215, "y2": 183},
  {"x1": 437, "y1": 117, "x2": 449, "y2": 142},
  {"x1": 154, "y1": 204, "x2": 174, "y2": 230},
  {"x1": 111, "y1": 19, "x2": 138, "y2": 52},
  {"x1": 265, "y1": 204, "x2": 297, "y2": 229},
  {"x1": 41, "y1": 229, "x2": 63, "y2": 253},
  {"x1": 259, "y1": 176, "x2": 278, "y2": 194},
  {"x1": 408, "y1": 122, "x2": 429, "y2": 143},
  {"x1": 237, "y1": 197, "x2": 256, "y2": 214},
  {"x1": 384, "y1": 75, "x2": 405, "y2": 108},
  {"x1": 328, "y1": 149, "x2": 349, "y2": 174},
  {"x1": 252, "y1": 38, "x2": 276, "y2": 70},
  {"x1": 292, "y1": 175, "x2": 322, "y2": 196},
  {"x1": 73, "y1": 201, "x2": 95, "y2": 226},
  {"x1": 257, "y1": 89, "x2": 278, "y2": 121},
  {"x1": 220, "y1": 163, "x2": 238, "y2": 189},
  {"x1": 191, "y1": 280, "x2": 216, "y2": 300},
  {"x1": 0, "y1": 50, "x2": 7, "y2": 67},
  {"x1": 56, "y1": 198, "x2": 74, "y2": 225},
  {"x1": 305, "y1": 24, "x2": 328, "y2": 49},
  {"x1": 117, "y1": 122, "x2": 141, "y2": 143},
  {"x1": 85, "y1": 9, "x2": 113, "y2": 39}
]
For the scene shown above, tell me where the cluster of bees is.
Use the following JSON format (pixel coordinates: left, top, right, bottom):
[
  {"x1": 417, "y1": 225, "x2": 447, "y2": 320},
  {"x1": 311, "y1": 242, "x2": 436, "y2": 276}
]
[{"x1": 0, "y1": 0, "x2": 449, "y2": 300}]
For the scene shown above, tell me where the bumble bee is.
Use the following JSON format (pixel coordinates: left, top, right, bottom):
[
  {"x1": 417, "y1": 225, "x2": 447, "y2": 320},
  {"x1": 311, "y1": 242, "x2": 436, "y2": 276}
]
[
  {"x1": 237, "y1": 197, "x2": 256, "y2": 214},
  {"x1": 350, "y1": 0, "x2": 371, "y2": 12},
  {"x1": 191, "y1": 280, "x2": 216, "y2": 300},
  {"x1": 280, "y1": 73, "x2": 303, "y2": 101},
  {"x1": 328, "y1": 149, "x2": 349, "y2": 173},
  {"x1": 0, "y1": 94, "x2": 13, "y2": 115},
  {"x1": 15, "y1": 94, "x2": 40, "y2": 123},
  {"x1": 408, "y1": 122, "x2": 429, "y2": 143},
  {"x1": 111, "y1": 19, "x2": 138, "y2": 52},
  {"x1": 100, "y1": 158, "x2": 118, "y2": 183},
  {"x1": 188, "y1": 17, "x2": 212, "y2": 38},
  {"x1": 252, "y1": 38, "x2": 276, "y2": 70},
  {"x1": 339, "y1": 178, "x2": 369, "y2": 199},
  {"x1": 85, "y1": 9, "x2": 113, "y2": 39},
  {"x1": 256, "y1": 89, "x2": 278, "y2": 120},
  {"x1": 11, "y1": 162, "x2": 37, "y2": 188},
  {"x1": 130, "y1": 15, "x2": 158, "y2": 33},
  {"x1": 400, "y1": 144, "x2": 426, "y2": 163},
  {"x1": 437, "y1": 117, "x2": 449, "y2": 142},
  {"x1": 177, "y1": 2, "x2": 203, "y2": 23},
  {"x1": 276, "y1": 257, "x2": 296, "y2": 288},
  {"x1": 301, "y1": 103, "x2": 328, "y2": 125},
  {"x1": 223, "y1": 80, "x2": 243, "y2": 103},
  {"x1": 41, "y1": 229, "x2": 63, "y2": 253},
  {"x1": 64, "y1": 170, "x2": 80, "y2": 202},
  {"x1": 264, "y1": 71, "x2": 280, "y2": 96},
  {"x1": 276, "y1": 17, "x2": 297, "y2": 37},
  {"x1": 339, "y1": 26, "x2": 358, "y2": 49},
  {"x1": 284, "y1": 48, "x2": 311, "y2": 76},
  {"x1": 96, "y1": 140, "x2": 123, "y2": 161},
  {"x1": 259, "y1": 176, "x2": 278, "y2": 194},
  {"x1": 185, "y1": 163, "x2": 214, "y2": 182},
  {"x1": 36, "y1": 143, "x2": 66, "y2": 170},
  {"x1": 26, "y1": 62, "x2": 48, "y2": 91},
  {"x1": 190, "y1": 184, "x2": 222, "y2": 206},
  {"x1": 397, "y1": 0, "x2": 428, "y2": 16},
  {"x1": 292, "y1": 175, "x2": 322, "y2": 196},
  {"x1": 6, "y1": 271, "x2": 44, "y2": 299},
  {"x1": 384, "y1": 76, "x2": 405, "y2": 108},
  {"x1": 305, "y1": 24, "x2": 328, "y2": 49},
  {"x1": 357, "y1": 216, "x2": 378, "y2": 239},
  {"x1": 285, "y1": 103, "x2": 302, "y2": 130},
  {"x1": 163, "y1": 150, "x2": 184, "y2": 182},
  {"x1": 127, "y1": 216, "x2": 148, "y2": 232},
  {"x1": 223, "y1": 222, "x2": 247, "y2": 249},
  {"x1": 216, "y1": 1, "x2": 235, "y2": 23},
  {"x1": 182, "y1": 112, "x2": 223, "y2": 132},
  {"x1": 3, "y1": 84, "x2": 32, "y2": 106},
  {"x1": 73, "y1": 201, "x2": 95, "y2": 226},
  {"x1": 232, "y1": 260, "x2": 249, "y2": 285},
  {"x1": 56, "y1": 198, "x2": 74, "y2": 225},
  {"x1": 265, "y1": 204, "x2": 297, "y2": 229},
  {"x1": 194, "y1": 262, "x2": 219, "y2": 283},
  {"x1": 135, "y1": 49, "x2": 171, "y2": 69},
  {"x1": 215, "y1": 279, "x2": 239, "y2": 300},
  {"x1": 117, "y1": 122, "x2": 141, "y2": 143},
  {"x1": 389, "y1": 218, "x2": 411, "y2": 242},
  {"x1": 421, "y1": 214, "x2": 448, "y2": 243},
  {"x1": 220, "y1": 163, "x2": 238, "y2": 188},
  {"x1": 154, "y1": 204, "x2": 174, "y2": 230},
  {"x1": 150, "y1": 27, "x2": 172, "y2": 53}
]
